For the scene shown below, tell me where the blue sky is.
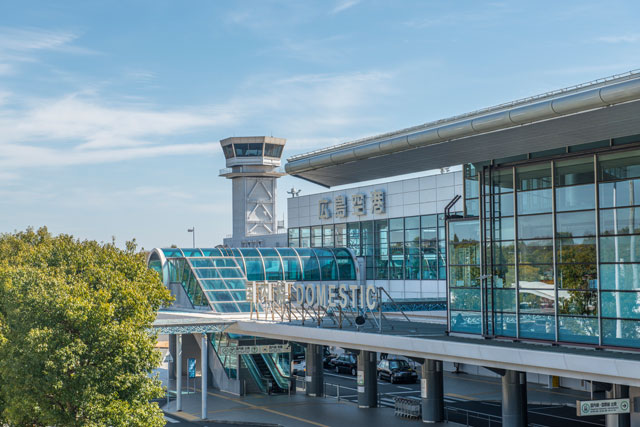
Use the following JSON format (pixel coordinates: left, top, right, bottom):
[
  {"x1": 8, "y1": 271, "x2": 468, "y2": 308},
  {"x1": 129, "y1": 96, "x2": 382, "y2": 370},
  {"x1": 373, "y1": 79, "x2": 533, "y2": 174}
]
[{"x1": 1, "y1": 1, "x2": 639, "y2": 250}]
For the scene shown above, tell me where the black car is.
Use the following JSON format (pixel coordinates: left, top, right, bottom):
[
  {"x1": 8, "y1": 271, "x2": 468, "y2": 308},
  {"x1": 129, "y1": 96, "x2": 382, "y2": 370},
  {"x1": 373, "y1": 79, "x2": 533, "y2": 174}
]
[
  {"x1": 332, "y1": 353, "x2": 357, "y2": 376},
  {"x1": 323, "y1": 353, "x2": 337, "y2": 369},
  {"x1": 377, "y1": 359, "x2": 418, "y2": 384}
]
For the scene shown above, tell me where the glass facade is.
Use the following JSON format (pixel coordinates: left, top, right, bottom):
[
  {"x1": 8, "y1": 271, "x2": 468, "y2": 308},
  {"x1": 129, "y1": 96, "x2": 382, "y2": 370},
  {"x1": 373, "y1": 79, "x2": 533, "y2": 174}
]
[
  {"x1": 288, "y1": 214, "x2": 450, "y2": 281},
  {"x1": 449, "y1": 145, "x2": 640, "y2": 349},
  {"x1": 152, "y1": 247, "x2": 358, "y2": 314}
]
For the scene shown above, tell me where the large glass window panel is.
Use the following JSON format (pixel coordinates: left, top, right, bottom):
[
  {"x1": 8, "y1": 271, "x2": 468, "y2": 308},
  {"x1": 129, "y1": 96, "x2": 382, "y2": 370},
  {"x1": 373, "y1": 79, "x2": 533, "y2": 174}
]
[
  {"x1": 556, "y1": 211, "x2": 596, "y2": 237},
  {"x1": 449, "y1": 265, "x2": 480, "y2": 287},
  {"x1": 494, "y1": 288, "x2": 516, "y2": 311},
  {"x1": 600, "y1": 235, "x2": 640, "y2": 263},
  {"x1": 375, "y1": 254, "x2": 389, "y2": 279},
  {"x1": 200, "y1": 279, "x2": 227, "y2": 291},
  {"x1": 449, "y1": 242, "x2": 480, "y2": 265},
  {"x1": 449, "y1": 220, "x2": 480, "y2": 242},
  {"x1": 600, "y1": 263, "x2": 640, "y2": 290},
  {"x1": 405, "y1": 229, "x2": 420, "y2": 246},
  {"x1": 492, "y1": 265, "x2": 516, "y2": 288},
  {"x1": 465, "y1": 198, "x2": 479, "y2": 217},
  {"x1": 421, "y1": 214, "x2": 437, "y2": 228},
  {"x1": 421, "y1": 254, "x2": 437, "y2": 279},
  {"x1": 558, "y1": 290, "x2": 597, "y2": 315},
  {"x1": 519, "y1": 290, "x2": 555, "y2": 313},
  {"x1": 555, "y1": 184, "x2": 595, "y2": 211},
  {"x1": 300, "y1": 256, "x2": 320, "y2": 281},
  {"x1": 493, "y1": 313, "x2": 517, "y2": 337},
  {"x1": 323, "y1": 225, "x2": 334, "y2": 247},
  {"x1": 557, "y1": 264, "x2": 597, "y2": 289},
  {"x1": 599, "y1": 179, "x2": 640, "y2": 208},
  {"x1": 335, "y1": 224, "x2": 347, "y2": 247},
  {"x1": 517, "y1": 163, "x2": 551, "y2": 191},
  {"x1": 311, "y1": 226, "x2": 323, "y2": 247},
  {"x1": 599, "y1": 149, "x2": 640, "y2": 181},
  {"x1": 282, "y1": 257, "x2": 302, "y2": 281},
  {"x1": 336, "y1": 258, "x2": 356, "y2": 280},
  {"x1": 194, "y1": 269, "x2": 220, "y2": 279},
  {"x1": 222, "y1": 144, "x2": 234, "y2": 159},
  {"x1": 555, "y1": 157, "x2": 594, "y2": 186},
  {"x1": 517, "y1": 214, "x2": 552, "y2": 239},
  {"x1": 264, "y1": 143, "x2": 283, "y2": 158},
  {"x1": 347, "y1": 223, "x2": 361, "y2": 254},
  {"x1": 421, "y1": 228, "x2": 437, "y2": 245},
  {"x1": 405, "y1": 216, "x2": 420, "y2": 229},
  {"x1": 389, "y1": 255, "x2": 404, "y2": 279},
  {"x1": 493, "y1": 193, "x2": 514, "y2": 217},
  {"x1": 602, "y1": 319, "x2": 640, "y2": 347},
  {"x1": 518, "y1": 264, "x2": 554, "y2": 287},
  {"x1": 300, "y1": 227, "x2": 311, "y2": 248},
  {"x1": 518, "y1": 240, "x2": 553, "y2": 264},
  {"x1": 450, "y1": 288, "x2": 481, "y2": 311},
  {"x1": 600, "y1": 207, "x2": 640, "y2": 235},
  {"x1": 404, "y1": 254, "x2": 420, "y2": 279},
  {"x1": 244, "y1": 258, "x2": 264, "y2": 281},
  {"x1": 493, "y1": 217, "x2": 515, "y2": 241},
  {"x1": 318, "y1": 257, "x2": 338, "y2": 280},
  {"x1": 556, "y1": 237, "x2": 596, "y2": 263},
  {"x1": 464, "y1": 164, "x2": 479, "y2": 197},
  {"x1": 263, "y1": 257, "x2": 283, "y2": 281},
  {"x1": 190, "y1": 258, "x2": 214, "y2": 268},
  {"x1": 361, "y1": 221, "x2": 374, "y2": 246},
  {"x1": 558, "y1": 317, "x2": 599, "y2": 344},
  {"x1": 389, "y1": 218, "x2": 404, "y2": 230},
  {"x1": 492, "y1": 241, "x2": 515, "y2": 265},
  {"x1": 491, "y1": 168, "x2": 513, "y2": 193},
  {"x1": 519, "y1": 314, "x2": 555, "y2": 340},
  {"x1": 517, "y1": 189, "x2": 552, "y2": 214},
  {"x1": 601, "y1": 291, "x2": 640, "y2": 319},
  {"x1": 450, "y1": 311, "x2": 481, "y2": 334}
]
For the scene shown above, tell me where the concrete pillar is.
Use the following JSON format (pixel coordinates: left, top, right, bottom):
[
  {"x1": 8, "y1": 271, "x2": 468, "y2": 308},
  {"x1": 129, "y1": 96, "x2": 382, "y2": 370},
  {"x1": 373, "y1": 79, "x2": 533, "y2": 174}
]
[
  {"x1": 357, "y1": 351, "x2": 377, "y2": 408},
  {"x1": 305, "y1": 344, "x2": 323, "y2": 397},
  {"x1": 421, "y1": 360, "x2": 444, "y2": 423},
  {"x1": 176, "y1": 334, "x2": 182, "y2": 411},
  {"x1": 201, "y1": 334, "x2": 208, "y2": 420},
  {"x1": 605, "y1": 384, "x2": 630, "y2": 427},
  {"x1": 502, "y1": 370, "x2": 527, "y2": 427}
]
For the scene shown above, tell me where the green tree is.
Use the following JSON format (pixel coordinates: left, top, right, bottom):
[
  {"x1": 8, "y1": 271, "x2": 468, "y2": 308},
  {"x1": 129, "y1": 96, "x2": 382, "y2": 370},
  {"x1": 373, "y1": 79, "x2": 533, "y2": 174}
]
[{"x1": 0, "y1": 227, "x2": 173, "y2": 427}]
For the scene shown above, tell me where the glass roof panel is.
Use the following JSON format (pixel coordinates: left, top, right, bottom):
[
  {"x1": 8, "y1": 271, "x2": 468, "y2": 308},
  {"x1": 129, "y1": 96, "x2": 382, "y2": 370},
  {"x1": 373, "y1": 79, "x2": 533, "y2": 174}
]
[
  {"x1": 162, "y1": 248, "x2": 184, "y2": 257},
  {"x1": 294, "y1": 248, "x2": 314, "y2": 257},
  {"x1": 331, "y1": 248, "x2": 352, "y2": 258},
  {"x1": 194, "y1": 269, "x2": 220, "y2": 279},
  {"x1": 239, "y1": 248, "x2": 260, "y2": 257},
  {"x1": 201, "y1": 248, "x2": 223, "y2": 256},
  {"x1": 213, "y1": 258, "x2": 239, "y2": 268},
  {"x1": 276, "y1": 248, "x2": 297, "y2": 257},
  {"x1": 218, "y1": 268, "x2": 245, "y2": 279},
  {"x1": 182, "y1": 248, "x2": 204, "y2": 257},
  {"x1": 257, "y1": 248, "x2": 278, "y2": 257},
  {"x1": 224, "y1": 279, "x2": 246, "y2": 289},
  {"x1": 200, "y1": 279, "x2": 227, "y2": 291},
  {"x1": 312, "y1": 248, "x2": 333, "y2": 257},
  {"x1": 206, "y1": 291, "x2": 234, "y2": 302},
  {"x1": 190, "y1": 259, "x2": 214, "y2": 268}
]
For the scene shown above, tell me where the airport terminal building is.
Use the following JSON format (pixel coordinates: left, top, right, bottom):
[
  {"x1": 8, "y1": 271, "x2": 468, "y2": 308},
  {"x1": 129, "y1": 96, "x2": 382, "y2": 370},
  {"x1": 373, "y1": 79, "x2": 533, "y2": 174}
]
[{"x1": 154, "y1": 70, "x2": 640, "y2": 426}]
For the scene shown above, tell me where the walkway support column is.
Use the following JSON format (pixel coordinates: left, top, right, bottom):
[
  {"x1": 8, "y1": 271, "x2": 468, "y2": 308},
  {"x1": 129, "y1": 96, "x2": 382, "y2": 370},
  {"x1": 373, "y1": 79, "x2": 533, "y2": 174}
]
[
  {"x1": 421, "y1": 359, "x2": 444, "y2": 423},
  {"x1": 502, "y1": 370, "x2": 527, "y2": 427},
  {"x1": 305, "y1": 344, "x2": 323, "y2": 397},
  {"x1": 168, "y1": 334, "x2": 176, "y2": 379},
  {"x1": 176, "y1": 334, "x2": 182, "y2": 411},
  {"x1": 201, "y1": 333, "x2": 208, "y2": 420},
  {"x1": 357, "y1": 351, "x2": 377, "y2": 408},
  {"x1": 605, "y1": 384, "x2": 630, "y2": 427}
]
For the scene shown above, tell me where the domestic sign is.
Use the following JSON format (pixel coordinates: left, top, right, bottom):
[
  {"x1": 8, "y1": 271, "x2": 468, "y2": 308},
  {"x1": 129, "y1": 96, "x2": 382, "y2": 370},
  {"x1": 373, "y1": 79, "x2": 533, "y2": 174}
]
[
  {"x1": 577, "y1": 398, "x2": 630, "y2": 416},
  {"x1": 187, "y1": 358, "x2": 196, "y2": 378},
  {"x1": 218, "y1": 344, "x2": 291, "y2": 356}
]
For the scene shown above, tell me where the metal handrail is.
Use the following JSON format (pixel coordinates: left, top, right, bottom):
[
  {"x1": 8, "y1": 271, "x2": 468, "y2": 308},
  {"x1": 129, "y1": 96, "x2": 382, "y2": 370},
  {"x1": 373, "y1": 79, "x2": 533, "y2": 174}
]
[
  {"x1": 378, "y1": 287, "x2": 411, "y2": 322},
  {"x1": 287, "y1": 68, "x2": 640, "y2": 162}
]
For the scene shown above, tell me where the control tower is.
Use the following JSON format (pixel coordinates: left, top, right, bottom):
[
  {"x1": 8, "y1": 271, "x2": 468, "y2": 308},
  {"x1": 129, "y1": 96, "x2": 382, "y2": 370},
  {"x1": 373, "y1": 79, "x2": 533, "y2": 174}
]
[{"x1": 219, "y1": 136, "x2": 287, "y2": 247}]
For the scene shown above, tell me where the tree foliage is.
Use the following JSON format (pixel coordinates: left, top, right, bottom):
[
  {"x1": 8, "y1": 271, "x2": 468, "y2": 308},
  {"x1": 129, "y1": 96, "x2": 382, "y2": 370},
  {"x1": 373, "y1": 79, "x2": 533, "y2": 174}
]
[{"x1": 0, "y1": 227, "x2": 173, "y2": 426}]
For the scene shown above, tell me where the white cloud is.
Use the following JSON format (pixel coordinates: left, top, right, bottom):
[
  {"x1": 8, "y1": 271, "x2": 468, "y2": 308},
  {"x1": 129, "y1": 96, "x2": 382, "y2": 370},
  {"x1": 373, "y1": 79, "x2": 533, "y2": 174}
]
[
  {"x1": 597, "y1": 34, "x2": 640, "y2": 44},
  {"x1": 331, "y1": 0, "x2": 360, "y2": 14}
]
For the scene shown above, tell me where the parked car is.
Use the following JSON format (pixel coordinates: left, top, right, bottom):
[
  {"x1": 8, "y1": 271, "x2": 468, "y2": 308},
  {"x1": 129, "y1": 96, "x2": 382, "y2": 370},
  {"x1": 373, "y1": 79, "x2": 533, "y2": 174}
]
[
  {"x1": 332, "y1": 353, "x2": 357, "y2": 376},
  {"x1": 323, "y1": 352, "x2": 337, "y2": 369},
  {"x1": 292, "y1": 359, "x2": 306, "y2": 376},
  {"x1": 377, "y1": 358, "x2": 418, "y2": 384}
]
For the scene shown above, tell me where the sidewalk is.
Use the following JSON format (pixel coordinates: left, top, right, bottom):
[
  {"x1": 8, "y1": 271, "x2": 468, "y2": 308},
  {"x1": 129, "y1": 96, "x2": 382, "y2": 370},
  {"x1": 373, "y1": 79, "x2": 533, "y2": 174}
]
[{"x1": 163, "y1": 389, "x2": 463, "y2": 427}]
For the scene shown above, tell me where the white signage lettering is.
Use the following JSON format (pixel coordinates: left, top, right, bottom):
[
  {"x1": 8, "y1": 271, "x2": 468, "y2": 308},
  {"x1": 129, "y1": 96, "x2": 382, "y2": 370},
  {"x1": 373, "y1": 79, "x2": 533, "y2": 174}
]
[
  {"x1": 335, "y1": 195, "x2": 347, "y2": 218},
  {"x1": 577, "y1": 398, "x2": 630, "y2": 416},
  {"x1": 371, "y1": 190, "x2": 385, "y2": 214},
  {"x1": 351, "y1": 194, "x2": 366, "y2": 216},
  {"x1": 319, "y1": 199, "x2": 331, "y2": 219},
  {"x1": 317, "y1": 191, "x2": 385, "y2": 219},
  {"x1": 219, "y1": 344, "x2": 291, "y2": 356}
]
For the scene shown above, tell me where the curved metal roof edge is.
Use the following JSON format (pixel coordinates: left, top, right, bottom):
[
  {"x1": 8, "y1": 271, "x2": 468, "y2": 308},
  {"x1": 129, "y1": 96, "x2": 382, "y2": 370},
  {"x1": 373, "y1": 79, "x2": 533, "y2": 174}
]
[{"x1": 285, "y1": 70, "x2": 640, "y2": 175}]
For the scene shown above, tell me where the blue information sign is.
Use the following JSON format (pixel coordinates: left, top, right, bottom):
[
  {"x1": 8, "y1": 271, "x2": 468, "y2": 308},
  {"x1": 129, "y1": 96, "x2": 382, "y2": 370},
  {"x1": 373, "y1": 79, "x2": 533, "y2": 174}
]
[{"x1": 188, "y1": 358, "x2": 196, "y2": 378}]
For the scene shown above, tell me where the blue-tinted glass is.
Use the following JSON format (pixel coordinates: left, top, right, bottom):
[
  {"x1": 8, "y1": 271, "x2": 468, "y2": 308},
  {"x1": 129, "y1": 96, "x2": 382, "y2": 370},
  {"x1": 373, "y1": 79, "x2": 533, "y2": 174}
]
[
  {"x1": 312, "y1": 248, "x2": 333, "y2": 257},
  {"x1": 421, "y1": 215, "x2": 437, "y2": 228},
  {"x1": 189, "y1": 259, "x2": 214, "y2": 268},
  {"x1": 318, "y1": 257, "x2": 338, "y2": 280},
  {"x1": 519, "y1": 314, "x2": 555, "y2": 340},
  {"x1": 282, "y1": 257, "x2": 302, "y2": 281},
  {"x1": 600, "y1": 236, "x2": 640, "y2": 263},
  {"x1": 331, "y1": 248, "x2": 352, "y2": 258},
  {"x1": 494, "y1": 193, "x2": 514, "y2": 216},
  {"x1": 295, "y1": 247, "x2": 314, "y2": 257},
  {"x1": 599, "y1": 179, "x2": 640, "y2": 208},
  {"x1": 449, "y1": 266, "x2": 480, "y2": 287},
  {"x1": 200, "y1": 279, "x2": 227, "y2": 291},
  {"x1": 162, "y1": 248, "x2": 184, "y2": 257},
  {"x1": 449, "y1": 220, "x2": 480, "y2": 242},
  {"x1": 559, "y1": 317, "x2": 599, "y2": 344},
  {"x1": 602, "y1": 319, "x2": 640, "y2": 347},
  {"x1": 194, "y1": 269, "x2": 219, "y2": 279},
  {"x1": 405, "y1": 216, "x2": 420, "y2": 229},
  {"x1": 518, "y1": 240, "x2": 553, "y2": 264},
  {"x1": 558, "y1": 290, "x2": 597, "y2": 315},
  {"x1": 263, "y1": 257, "x2": 283, "y2": 280},
  {"x1": 517, "y1": 163, "x2": 551, "y2": 191},
  {"x1": 258, "y1": 248, "x2": 278, "y2": 257},
  {"x1": 182, "y1": 249, "x2": 203, "y2": 257},
  {"x1": 337, "y1": 258, "x2": 356, "y2": 280},
  {"x1": 207, "y1": 291, "x2": 234, "y2": 302},
  {"x1": 244, "y1": 258, "x2": 264, "y2": 281},
  {"x1": 450, "y1": 311, "x2": 481, "y2": 334},
  {"x1": 224, "y1": 279, "x2": 246, "y2": 290},
  {"x1": 517, "y1": 214, "x2": 552, "y2": 239},
  {"x1": 493, "y1": 313, "x2": 517, "y2": 337},
  {"x1": 517, "y1": 189, "x2": 552, "y2": 214},
  {"x1": 600, "y1": 264, "x2": 640, "y2": 290},
  {"x1": 218, "y1": 268, "x2": 244, "y2": 279},
  {"x1": 555, "y1": 157, "x2": 594, "y2": 186},
  {"x1": 518, "y1": 264, "x2": 554, "y2": 288},
  {"x1": 555, "y1": 184, "x2": 595, "y2": 211},
  {"x1": 493, "y1": 217, "x2": 515, "y2": 241},
  {"x1": 389, "y1": 218, "x2": 404, "y2": 230},
  {"x1": 276, "y1": 247, "x2": 297, "y2": 257},
  {"x1": 264, "y1": 143, "x2": 283, "y2": 157},
  {"x1": 557, "y1": 264, "x2": 597, "y2": 290},
  {"x1": 519, "y1": 290, "x2": 555, "y2": 313},
  {"x1": 449, "y1": 288, "x2": 481, "y2": 311},
  {"x1": 599, "y1": 149, "x2": 640, "y2": 181},
  {"x1": 239, "y1": 248, "x2": 260, "y2": 257},
  {"x1": 301, "y1": 256, "x2": 320, "y2": 281},
  {"x1": 494, "y1": 289, "x2": 516, "y2": 311},
  {"x1": 492, "y1": 264, "x2": 515, "y2": 288},
  {"x1": 601, "y1": 291, "x2": 640, "y2": 319},
  {"x1": 556, "y1": 211, "x2": 595, "y2": 237},
  {"x1": 465, "y1": 198, "x2": 479, "y2": 217},
  {"x1": 556, "y1": 238, "x2": 596, "y2": 264},
  {"x1": 600, "y1": 207, "x2": 640, "y2": 235},
  {"x1": 214, "y1": 303, "x2": 239, "y2": 313},
  {"x1": 212, "y1": 258, "x2": 238, "y2": 267},
  {"x1": 201, "y1": 248, "x2": 223, "y2": 256}
]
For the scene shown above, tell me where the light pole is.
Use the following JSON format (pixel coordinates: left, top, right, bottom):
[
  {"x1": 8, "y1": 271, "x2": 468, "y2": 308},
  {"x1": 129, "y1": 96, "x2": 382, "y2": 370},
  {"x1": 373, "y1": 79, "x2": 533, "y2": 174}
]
[{"x1": 187, "y1": 227, "x2": 195, "y2": 248}]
